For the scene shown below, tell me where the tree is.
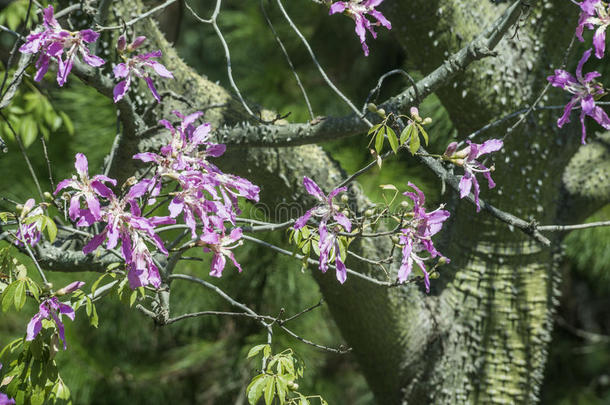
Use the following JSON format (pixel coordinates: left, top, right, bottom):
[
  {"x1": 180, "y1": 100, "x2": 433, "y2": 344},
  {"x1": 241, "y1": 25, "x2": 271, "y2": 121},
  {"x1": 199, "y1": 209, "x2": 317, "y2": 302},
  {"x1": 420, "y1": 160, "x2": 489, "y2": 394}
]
[{"x1": 0, "y1": 0, "x2": 609, "y2": 404}]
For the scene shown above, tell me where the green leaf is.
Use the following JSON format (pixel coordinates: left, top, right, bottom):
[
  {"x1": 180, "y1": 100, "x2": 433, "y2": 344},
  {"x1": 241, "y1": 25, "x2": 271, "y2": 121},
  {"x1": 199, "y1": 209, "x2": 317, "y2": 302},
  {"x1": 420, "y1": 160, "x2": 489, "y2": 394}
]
[
  {"x1": 20, "y1": 118, "x2": 38, "y2": 148},
  {"x1": 417, "y1": 124, "x2": 429, "y2": 145},
  {"x1": 53, "y1": 377, "x2": 71, "y2": 400},
  {"x1": 89, "y1": 302, "x2": 99, "y2": 328},
  {"x1": 27, "y1": 279, "x2": 40, "y2": 301},
  {"x1": 129, "y1": 290, "x2": 138, "y2": 307},
  {"x1": 386, "y1": 126, "x2": 398, "y2": 153},
  {"x1": 374, "y1": 126, "x2": 385, "y2": 154},
  {"x1": 367, "y1": 123, "x2": 382, "y2": 136},
  {"x1": 14, "y1": 280, "x2": 26, "y2": 310},
  {"x1": 400, "y1": 123, "x2": 415, "y2": 145},
  {"x1": 59, "y1": 111, "x2": 74, "y2": 135},
  {"x1": 43, "y1": 216, "x2": 57, "y2": 243},
  {"x1": 30, "y1": 388, "x2": 45, "y2": 405},
  {"x1": 248, "y1": 344, "x2": 269, "y2": 359},
  {"x1": 263, "y1": 344, "x2": 272, "y2": 359},
  {"x1": 0, "y1": 212, "x2": 11, "y2": 222},
  {"x1": 409, "y1": 128, "x2": 421, "y2": 155},
  {"x1": 247, "y1": 374, "x2": 268, "y2": 405},
  {"x1": 278, "y1": 357, "x2": 295, "y2": 377},
  {"x1": 2, "y1": 282, "x2": 17, "y2": 312},
  {"x1": 275, "y1": 375, "x2": 288, "y2": 404},
  {"x1": 264, "y1": 377, "x2": 275, "y2": 405}
]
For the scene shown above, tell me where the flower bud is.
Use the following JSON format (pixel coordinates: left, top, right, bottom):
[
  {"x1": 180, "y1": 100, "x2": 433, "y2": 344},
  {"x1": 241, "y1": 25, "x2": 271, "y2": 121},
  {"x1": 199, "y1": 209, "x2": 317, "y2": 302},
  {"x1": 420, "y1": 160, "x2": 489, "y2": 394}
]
[
  {"x1": 376, "y1": 109, "x2": 386, "y2": 118},
  {"x1": 117, "y1": 35, "x2": 126, "y2": 52},
  {"x1": 410, "y1": 106, "x2": 422, "y2": 122},
  {"x1": 287, "y1": 381, "x2": 299, "y2": 391},
  {"x1": 55, "y1": 281, "x2": 85, "y2": 296},
  {"x1": 391, "y1": 235, "x2": 399, "y2": 244},
  {"x1": 364, "y1": 209, "x2": 374, "y2": 217},
  {"x1": 430, "y1": 271, "x2": 440, "y2": 279},
  {"x1": 341, "y1": 194, "x2": 349, "y2": 203},
  {"x1": 400, "y1": 200, "x2": 409, "y2": 208},
  {"x1": 128, "y1": 36, "x2": 147, "y2": 51},
  {"x1": 438, "y1": 257, "x2": 448, "y2": 265},
  {"x1": 43, "y1": 191, "x2": 52, "y2": 201},
  {"x1": 367, "y1": 103, "x2": 378, "y2": 112},
  {"x1": 443, "y1": 142, "x2": 458, "y2": 157},
  {"x1": 422, "y1": 117, "x2": 432, "y2": 125}
]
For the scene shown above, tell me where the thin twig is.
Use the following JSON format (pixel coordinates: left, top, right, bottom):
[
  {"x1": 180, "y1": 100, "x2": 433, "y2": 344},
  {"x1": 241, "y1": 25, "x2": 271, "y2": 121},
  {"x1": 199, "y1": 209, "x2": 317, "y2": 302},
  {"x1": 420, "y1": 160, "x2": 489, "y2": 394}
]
[
  {"x1": 96, "y1": 0, "x2": 178, "y2": 31},
  {"x1": 537, "y1": 220, "x2": 610, "y2": 232},
  {"x1": 260, "y1": 0, "x2": 314, "y2": 120},
  {"x1": 275, "y1": 0, "x2": 371, "y2": 126}
]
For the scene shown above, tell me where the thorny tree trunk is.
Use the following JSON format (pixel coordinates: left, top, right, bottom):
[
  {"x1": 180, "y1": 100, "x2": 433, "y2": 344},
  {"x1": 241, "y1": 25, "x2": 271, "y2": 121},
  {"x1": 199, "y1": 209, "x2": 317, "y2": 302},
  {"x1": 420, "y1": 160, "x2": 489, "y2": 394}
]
[{"x1": 46, "y1": 0, "x2": 610, "y2": 404}]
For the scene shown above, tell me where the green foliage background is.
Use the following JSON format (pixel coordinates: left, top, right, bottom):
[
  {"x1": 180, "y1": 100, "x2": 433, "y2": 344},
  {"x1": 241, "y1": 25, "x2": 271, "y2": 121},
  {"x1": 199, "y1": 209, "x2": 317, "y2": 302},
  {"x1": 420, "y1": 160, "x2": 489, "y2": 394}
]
[{"x1": 0, "y1": 0, "x2": 609, "y2": 403}]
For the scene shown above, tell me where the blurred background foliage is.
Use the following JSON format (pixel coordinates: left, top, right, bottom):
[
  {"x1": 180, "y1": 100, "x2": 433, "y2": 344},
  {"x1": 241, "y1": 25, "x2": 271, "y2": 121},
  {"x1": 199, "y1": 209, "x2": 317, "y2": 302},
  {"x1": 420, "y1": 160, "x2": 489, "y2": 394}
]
[{"x1": 0, "y1": 0, "x2": 609, "y2": 403}]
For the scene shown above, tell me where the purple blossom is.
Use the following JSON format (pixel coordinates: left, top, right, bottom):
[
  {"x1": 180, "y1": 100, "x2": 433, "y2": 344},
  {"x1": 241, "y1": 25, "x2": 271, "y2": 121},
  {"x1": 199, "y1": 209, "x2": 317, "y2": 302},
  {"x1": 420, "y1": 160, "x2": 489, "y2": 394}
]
[
  {"x1": 547, "y1": 48, "x2": 610, "y2": 143},
  {"x1": 443, "y1": 139, "x2": 503, "y2": 212},
  {"x1": 131, "y1": 111, "x2": 259, "y2": 278},
  {"x1": 329, "y1": 0, "x2": 391, "y2": 56},
  {"x1": 398, "y1": 183, "x2": 449, "y2": 292},
  {"x1": 54, "y1": 153, "x2": 117, "y2": 226},
  {"x1": 83, "y1": 191, "x2": 174, "y2": 289},
  {"x1": 14, "y1": 199, "x2": 43, "y2": 247},
  {"x1": 134, "y1": 111, "x2": 259, "y2": 237},
  {"x1": 576, "y1": 0, "x2": 610, "y2": 58},
  {"x1": 0, "y1": 390, "x2": 15, "y2": 405},
  {"x1": 0, "y1": 394, "x2": 15, "y2": 405},
  {"x1": 19, "y1": 6, "x2": 104, "y2": 86},
  {"x1": 294, "y1": 177, "x2": 351, "y2": 283},
  {"x1": 113, "y1": 35, "x2": 173, "y2": 103},
  {"x1": 26, "y1": 296, "x2": 77, "y2": 350},
  {"x1": 199, "y1": 228, "x2": 244, "y2": 277}
]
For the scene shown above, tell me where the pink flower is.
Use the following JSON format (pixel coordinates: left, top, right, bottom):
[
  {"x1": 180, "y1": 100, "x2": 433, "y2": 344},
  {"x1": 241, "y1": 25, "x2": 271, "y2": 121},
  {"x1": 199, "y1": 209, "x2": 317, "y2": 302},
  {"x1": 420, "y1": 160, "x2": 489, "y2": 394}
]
[
  {"x1": 82, "y1": 192, "x2": 174, "y2": 289},
  {"x1": 294, "y1": 177, "x2": 351, "y2": 283},
  {"x1": 398, "y1": 183, "x2": 449, "y2": 292},
  {"x1": 329, "y1": 0, "x2": 391, "y2": 56},
  {"x1": 547, "y1": 48, "x2": 610, "y2": 143},
  {"x1": 444, "y1": 139, "x2": 503, "y2": 212},
  {"x1": 14, "y1": 199, "x2": 43, "y2": 247},
  {"x1": 19, "y1": 6, "x2": 104, "y2": 86},
  {"x1": 199, "y1": 228, "x2": 244, "y2": 277},
  {"x1": 113, "y1": 35, "x2": 173, "y2": 103},
  {"x1": 54, "y1": 153, "x2": 116, "y2": 226},
  {"x1": 576, "y1": 0, "x2": 610, "y2": 58},
  {"x1": 26, "y1": 296, "x2": 77, "y2": 350}
]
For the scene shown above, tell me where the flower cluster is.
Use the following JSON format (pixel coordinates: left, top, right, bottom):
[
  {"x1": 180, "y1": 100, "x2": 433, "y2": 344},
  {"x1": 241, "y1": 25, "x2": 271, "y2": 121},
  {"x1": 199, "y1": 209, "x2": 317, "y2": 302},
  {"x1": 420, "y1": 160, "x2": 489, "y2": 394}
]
[
  {"x1": 398, "y1": 183, "x2": 450, "y2": 292},
  {"x1": 14, "y1": 198, "x2": 43, "y2": 247},
  {"x1": 547, "y1": 49, "x2": 610, "y2": 144},
  {"x1": 577, "y1": 0, "x2": 610, "y2": 58},
  {"x1": 19, "y1": 6, "x2": 104, "y2": 86},
  {"x1": 19, "y1": 8, "x2": 172, "y2": 105},
  {"x1": 294, "y1": 177, "x2": 351, "y2": 284},
  {"x1": 113, "y1": 35, "x2": 174, "y2": 103},
  {"x1": 549, "y1": 2, "x2": 610, "y2": 142},
  {"x1": 134, "y1": 111, "x2": 260, "y2": 277},
  {"x1": 443, "y1": 139, "x2": 503, "y2": 212},
  {"x1": 329, "y1": 0, "x2": 391, "y2": 56},
  {"x1": 56, "y1": 154, "x2": 174, "y2": 289},
  {"x1": 26, "y1": 281, "x2": 83, "y2": 350}
]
